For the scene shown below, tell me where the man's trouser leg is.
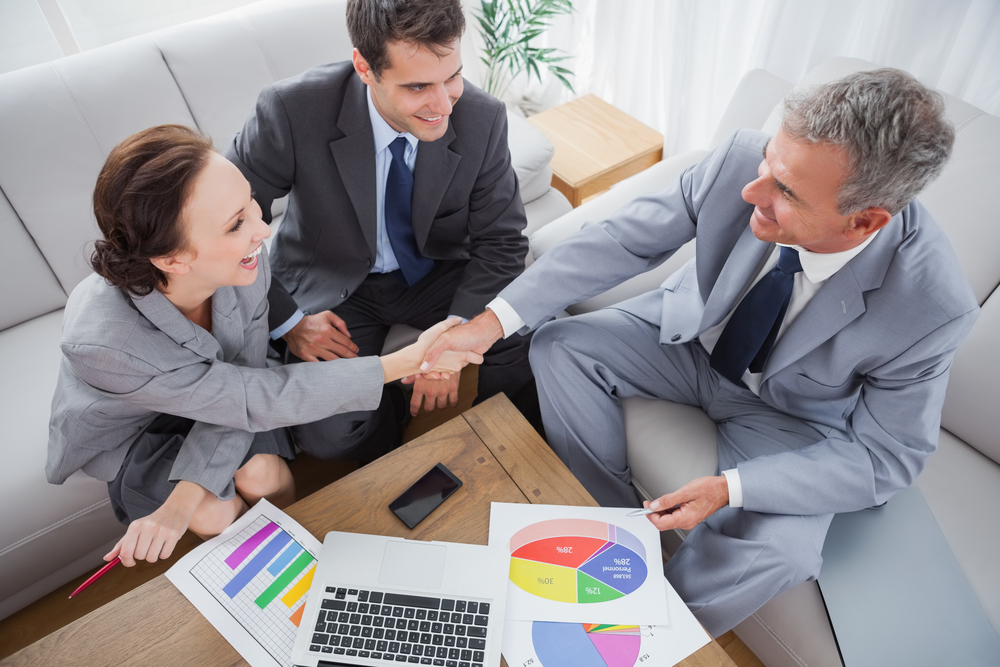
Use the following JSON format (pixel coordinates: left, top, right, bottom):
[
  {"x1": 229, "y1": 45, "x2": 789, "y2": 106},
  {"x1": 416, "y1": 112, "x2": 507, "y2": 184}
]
[{"x1": 529, "y1": 308, "x2": 832, "y2": 636}]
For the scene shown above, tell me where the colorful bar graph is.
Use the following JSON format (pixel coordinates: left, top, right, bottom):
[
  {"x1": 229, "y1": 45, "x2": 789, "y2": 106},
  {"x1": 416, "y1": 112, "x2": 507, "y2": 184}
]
[
  {"x1": 223, "y1": 530, "x2": 292, "y2": 599},
  {"x1": 255, "y1": 550, "x2": 315, "y2": 609},
  {"x1": 281, "y1": 564, "x2": 316, "y2": 608},
  {"x1": 225, "y1": 521, "x2": 279, "y2": 569},
  {"x1": 289, "y1": 603, "x2": 306, "y2": 628},
  {"x1": 268, "y1": 541, "x2": 304, "y2": 576}
]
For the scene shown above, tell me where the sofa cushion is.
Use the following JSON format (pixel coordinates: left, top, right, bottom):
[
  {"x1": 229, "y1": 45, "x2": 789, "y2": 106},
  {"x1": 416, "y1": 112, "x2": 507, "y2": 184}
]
[
  {"x1": 506, "y1": 111, "x2": 555, "y2": 205},
  {"x1": 917, "y1": 427, "x2": 1000, "y2": 632},
  {"x1": 942, "y1": 289, "x2": 1000, "y2": 466},
  {"x1": 918, "y1": 103, "x2": 1000, "y2": 305},
  {"x1": 0, "y1": 311, "x2": 123, "y2": 617},
  {"x1": 0, "y1": 189, "x2": 66, "y2": 331},
  {"x1": 624, "y1": 397, "x2": 718, "y2": 498},
  {"x1": 529, "y1": 150, "x2": 708, "y2": 315},
  {"x1": 237, "y1": 0, "x2": 352, "y2": 82},
  {"x1": 154, "y1": 0, "x2": 352, "y2": 152},
  {"x1": 0, "y1": 38, "x2": 197, "y2": 295}
]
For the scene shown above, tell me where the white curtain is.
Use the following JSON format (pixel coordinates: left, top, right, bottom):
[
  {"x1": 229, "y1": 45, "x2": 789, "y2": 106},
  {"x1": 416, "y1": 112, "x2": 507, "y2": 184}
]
[{"x1": 466, "y1": 0, "x2": 1000, "y2": 157}]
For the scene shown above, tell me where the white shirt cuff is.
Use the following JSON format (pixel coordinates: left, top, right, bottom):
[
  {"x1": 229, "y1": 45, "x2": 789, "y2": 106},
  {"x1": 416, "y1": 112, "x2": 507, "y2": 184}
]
[
  {"x1": 270, "y1": 309, "x2": 305, "y2": 340},
  {"x1": 722, "y1": 468, "x2": 743, "y2": 508},
  {"x1": 486, "y1": 297, "x2": 525, "y2": 339}
]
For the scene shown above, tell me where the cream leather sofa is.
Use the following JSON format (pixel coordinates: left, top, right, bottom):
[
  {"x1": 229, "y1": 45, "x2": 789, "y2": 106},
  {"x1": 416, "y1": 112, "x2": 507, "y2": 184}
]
[
  {"x1": 529, "y1": 58, "x2": 1000, "y2": 666},
  {"x1": 0, "y1": 0, "x2": 569, "y2": 620}
]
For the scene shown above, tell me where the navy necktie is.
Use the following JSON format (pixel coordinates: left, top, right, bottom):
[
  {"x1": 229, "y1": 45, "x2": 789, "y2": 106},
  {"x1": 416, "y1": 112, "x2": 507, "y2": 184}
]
[
  {"x1": 710, "y1": 246, "x2": 803, "y2": 385},
  {"x1": 385, "y1": 137, "x2": 434, "y2": 286}
]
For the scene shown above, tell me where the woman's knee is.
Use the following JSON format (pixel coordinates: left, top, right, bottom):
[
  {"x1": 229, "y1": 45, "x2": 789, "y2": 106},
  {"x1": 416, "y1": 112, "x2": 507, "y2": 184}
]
[{"x1": 234, "y1": 453, "x2": 285, "y2": 496}]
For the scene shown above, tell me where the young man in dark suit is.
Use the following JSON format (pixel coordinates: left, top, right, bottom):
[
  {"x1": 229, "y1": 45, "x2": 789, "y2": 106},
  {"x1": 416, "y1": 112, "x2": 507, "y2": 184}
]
[{"x1": 227, "y1": 0, "x2": 538, "y2": 459}]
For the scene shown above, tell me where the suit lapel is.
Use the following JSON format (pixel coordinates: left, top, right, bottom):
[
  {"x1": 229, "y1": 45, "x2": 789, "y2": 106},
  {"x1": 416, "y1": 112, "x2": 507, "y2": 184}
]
[
  {"x1": 762, "y1": 216, "x2": 902, "y2": 381},
  {"x1": 131, "y1": 289, "x2": 222, "y2": 360},
  {"x1": 699, "y1": 224, "x2": 773, "y2": 331},
  {"x1": 330, "y1": 76, "x2": 378, "y2": 257},
  {"x1": 209, "y1": 286, "x2": 241, "y2": 360},
  {"x1": 412, "y1": 121, "x2": 460, "y2": 248}
]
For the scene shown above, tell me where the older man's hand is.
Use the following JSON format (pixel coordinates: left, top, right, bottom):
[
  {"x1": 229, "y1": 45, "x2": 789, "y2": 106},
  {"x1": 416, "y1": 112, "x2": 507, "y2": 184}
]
[{"x1": 643, "y1": 476, "x2": 730, "y2": 532}]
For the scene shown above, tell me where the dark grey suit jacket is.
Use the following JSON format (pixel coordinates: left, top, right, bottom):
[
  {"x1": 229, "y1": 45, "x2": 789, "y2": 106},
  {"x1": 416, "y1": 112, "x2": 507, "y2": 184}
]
[{"x1": 226, "y1": 61, "x2": 529, "y2": 330}]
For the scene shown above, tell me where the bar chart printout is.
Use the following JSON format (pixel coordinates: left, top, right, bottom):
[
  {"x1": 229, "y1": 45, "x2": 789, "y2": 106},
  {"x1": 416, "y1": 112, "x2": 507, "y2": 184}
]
[{"x1": 166, "y1": 500, "x2": 322, "y2": 667}]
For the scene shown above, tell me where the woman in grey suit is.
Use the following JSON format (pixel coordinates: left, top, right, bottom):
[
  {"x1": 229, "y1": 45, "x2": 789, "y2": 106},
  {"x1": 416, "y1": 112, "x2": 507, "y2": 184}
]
[{"x1": 46, "y1": 125, "x2": 476, "y2": 568}]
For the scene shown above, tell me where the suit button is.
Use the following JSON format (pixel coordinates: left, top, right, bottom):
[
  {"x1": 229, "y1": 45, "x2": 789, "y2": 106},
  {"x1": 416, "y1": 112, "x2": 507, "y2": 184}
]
[
  {"x1": 365, "y1": 258, "x2": 372, "y2": 269},
  {"x1": 670, "y1": 334, "x2": 681, "y2": 342},
  {"x1": 341, "y1": 288, "x2": 348, "y2": 298}
]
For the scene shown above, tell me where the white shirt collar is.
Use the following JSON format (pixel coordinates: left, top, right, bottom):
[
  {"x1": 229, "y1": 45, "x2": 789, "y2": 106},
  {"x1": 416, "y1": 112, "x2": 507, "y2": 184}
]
[
  {"x1": 366, "y1": 86, "x2": 418, "y2": 154},
  {"x1": 784, "y1": 229, "x2": 880, "y2": 284}
]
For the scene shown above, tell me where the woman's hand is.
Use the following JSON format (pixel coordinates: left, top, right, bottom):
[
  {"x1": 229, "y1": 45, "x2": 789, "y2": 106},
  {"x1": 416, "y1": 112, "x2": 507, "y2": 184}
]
[{"x1": 105, "y1": 481, "x2": 206, "y2": 566}]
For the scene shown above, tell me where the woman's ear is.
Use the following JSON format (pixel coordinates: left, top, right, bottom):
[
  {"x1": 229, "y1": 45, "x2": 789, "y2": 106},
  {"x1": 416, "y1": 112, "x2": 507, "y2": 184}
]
[{"x1": 150, "y1": 251, "x2": 192, "y2": 276}]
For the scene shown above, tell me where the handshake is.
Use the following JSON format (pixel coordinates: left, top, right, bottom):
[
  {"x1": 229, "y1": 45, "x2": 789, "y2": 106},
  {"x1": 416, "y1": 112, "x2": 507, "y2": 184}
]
[
  {"x1": 286, "y1": 309, "x2": 507, "y2": 415},
  {"x1": 384, "y1": 317, "x2": 487, "y2": 383}
]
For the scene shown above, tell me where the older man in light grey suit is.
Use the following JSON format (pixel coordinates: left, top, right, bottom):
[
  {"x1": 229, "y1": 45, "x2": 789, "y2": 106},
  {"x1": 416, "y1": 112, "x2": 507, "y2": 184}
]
[{"x1": 421, "y1": 69, "x2": 979, "y2": 635}]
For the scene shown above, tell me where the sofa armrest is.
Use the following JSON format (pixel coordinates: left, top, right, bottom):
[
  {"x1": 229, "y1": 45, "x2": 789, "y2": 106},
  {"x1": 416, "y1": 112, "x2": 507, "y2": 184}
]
[
  {"x1": 528, "y1": 149, "x2": 708, "y2": 314},
  {"x1": 710, "y1": 68, "x2": 793, "y2": 149}
]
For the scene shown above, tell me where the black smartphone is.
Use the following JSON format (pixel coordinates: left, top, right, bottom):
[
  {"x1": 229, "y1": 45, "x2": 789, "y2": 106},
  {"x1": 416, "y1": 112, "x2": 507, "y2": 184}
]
[{"x1": 388, "y1": 463, "x2": 463, "y2": 529}]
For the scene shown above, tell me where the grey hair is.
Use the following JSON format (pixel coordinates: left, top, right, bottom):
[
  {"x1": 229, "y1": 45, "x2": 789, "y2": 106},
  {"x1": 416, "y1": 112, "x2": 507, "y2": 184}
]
[{"x1": 780, "y1": 68, "x2": 954, "y2": 216}]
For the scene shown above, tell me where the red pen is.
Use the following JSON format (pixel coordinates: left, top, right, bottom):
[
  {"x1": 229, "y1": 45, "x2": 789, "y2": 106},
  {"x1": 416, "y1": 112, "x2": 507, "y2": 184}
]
[{"x1": 68, "y1": 557, "x2": 121, "y2": 599}]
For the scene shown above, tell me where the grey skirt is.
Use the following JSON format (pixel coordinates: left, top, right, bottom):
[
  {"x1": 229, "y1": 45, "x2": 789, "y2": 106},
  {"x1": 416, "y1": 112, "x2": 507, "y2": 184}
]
[{"x1": 107, "y1": 413, "x2": 293, "y2": 524}]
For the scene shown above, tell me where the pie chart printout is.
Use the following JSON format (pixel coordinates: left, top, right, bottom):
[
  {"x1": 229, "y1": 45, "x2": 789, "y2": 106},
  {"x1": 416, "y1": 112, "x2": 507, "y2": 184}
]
[
  {"x1": 508, "y1": 519, "x2": 648, "y2": 603},
  {"x1": 531, "y1": 622, "x2": 642, "y2": 667}
]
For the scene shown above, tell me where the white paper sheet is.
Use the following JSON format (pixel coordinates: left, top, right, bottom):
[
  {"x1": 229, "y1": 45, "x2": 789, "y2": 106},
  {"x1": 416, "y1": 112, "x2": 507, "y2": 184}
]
[
  {"x1": 488, "y1": 503, "x2": 670, "y2": 625},
  {"x1": 166, "y1": 499, "x2": 321, "y2": 667},
  {"x1": 501, "y1": 577, "x2": 711, "y2": 667}
]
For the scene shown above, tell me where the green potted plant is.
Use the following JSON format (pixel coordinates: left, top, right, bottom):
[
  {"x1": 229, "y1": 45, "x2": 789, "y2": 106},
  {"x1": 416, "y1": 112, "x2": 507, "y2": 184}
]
[{"x1": 475, "y1": 0, "x2": 575, "y2": 104}]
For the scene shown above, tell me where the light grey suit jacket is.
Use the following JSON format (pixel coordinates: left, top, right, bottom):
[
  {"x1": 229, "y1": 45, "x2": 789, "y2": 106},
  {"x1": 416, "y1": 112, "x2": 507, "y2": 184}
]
[
  {"x1": 501, "y1": 129, "x2": 979, "y2": 516},
  {"x1": 225, "y1": 61, "x2": 529, "y2": 330},
  {"x1": 46, "y1": 248, "x2": 384, "y2": 499}
]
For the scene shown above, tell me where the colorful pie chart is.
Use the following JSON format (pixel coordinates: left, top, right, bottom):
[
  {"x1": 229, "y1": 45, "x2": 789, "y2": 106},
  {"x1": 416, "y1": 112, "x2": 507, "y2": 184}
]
[
  {"x1": 532, "y1": 621, "x2": 642, "y2": 667},
  {"x1": 508, "y1": 519, "x2": 647, "y2": 603}
]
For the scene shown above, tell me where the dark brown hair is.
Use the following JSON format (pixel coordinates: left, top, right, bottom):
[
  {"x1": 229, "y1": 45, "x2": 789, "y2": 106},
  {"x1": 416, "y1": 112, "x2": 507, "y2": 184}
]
[
  {"x1": 346, "y1": 0, "x2": 465, "y2": 79},
  {"x1": 91, "y1": 125, "x2": 214, "y2": 296}
]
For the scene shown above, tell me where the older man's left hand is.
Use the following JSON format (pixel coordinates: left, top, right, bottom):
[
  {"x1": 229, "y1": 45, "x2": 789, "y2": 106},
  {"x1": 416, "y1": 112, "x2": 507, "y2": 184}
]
[{"x1": 644, "y1": 475, "x2": 730, "y2": 532}]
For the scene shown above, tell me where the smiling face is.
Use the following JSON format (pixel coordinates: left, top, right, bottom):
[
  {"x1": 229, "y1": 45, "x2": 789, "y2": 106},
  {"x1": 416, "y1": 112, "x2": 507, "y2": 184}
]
[
  {"x1": 171, "y1": 152, "x2": 270, "y2": 292},
  {"x1": 353, "y1": 38, "x2": 464, "y2": 142},
  {"x1": 742, "y1": 129, "x2": 881, "y2": 254}
]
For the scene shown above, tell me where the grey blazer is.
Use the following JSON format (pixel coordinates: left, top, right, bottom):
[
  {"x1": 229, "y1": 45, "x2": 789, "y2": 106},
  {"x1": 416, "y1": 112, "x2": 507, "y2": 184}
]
[
  {"x1": 46, "y1": 248, "x2": 384, "y2": 499},
  {"x1": 501, "y1": 129, "x2": 979, "y2": 516},
  {"x1": 225, "y1": 61, "x2": 529, "y2": 330}
]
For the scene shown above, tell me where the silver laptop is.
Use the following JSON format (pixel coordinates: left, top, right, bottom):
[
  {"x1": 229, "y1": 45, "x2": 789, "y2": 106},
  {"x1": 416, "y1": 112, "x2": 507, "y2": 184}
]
[{"x1": 291, "y1": 531, "x2": 509, "y2": 667}]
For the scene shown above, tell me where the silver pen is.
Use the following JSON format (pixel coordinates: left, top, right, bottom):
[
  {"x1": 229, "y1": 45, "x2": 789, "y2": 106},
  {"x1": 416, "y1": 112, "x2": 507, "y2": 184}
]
[{"x1": 627, "y1": 503, "x2": 681, "y2": 517}]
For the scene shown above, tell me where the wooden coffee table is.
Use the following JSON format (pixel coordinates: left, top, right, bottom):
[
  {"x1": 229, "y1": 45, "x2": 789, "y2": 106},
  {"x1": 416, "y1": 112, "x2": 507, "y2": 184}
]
[{"x1": 5, "y1": 395, "x2": 733, "y2": 667}]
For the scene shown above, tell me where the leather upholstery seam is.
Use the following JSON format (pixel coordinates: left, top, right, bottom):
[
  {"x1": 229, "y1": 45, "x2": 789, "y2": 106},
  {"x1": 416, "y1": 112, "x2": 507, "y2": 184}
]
[
  {"x1": 749, "y1": 610, "x2": 810, "y2": 667},
  {"x1": 0, "y1": 498, "x2": 113, "y2": 559}
]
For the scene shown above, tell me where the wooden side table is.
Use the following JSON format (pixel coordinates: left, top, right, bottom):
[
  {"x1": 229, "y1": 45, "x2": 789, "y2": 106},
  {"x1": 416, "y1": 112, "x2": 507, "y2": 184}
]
[{"x1": 527, "y1": 94, "x2": 664, "y2": 207}]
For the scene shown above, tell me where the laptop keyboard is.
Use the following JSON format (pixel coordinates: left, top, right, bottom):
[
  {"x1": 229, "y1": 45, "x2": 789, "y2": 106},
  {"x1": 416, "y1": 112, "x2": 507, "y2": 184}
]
[{"x1": 309, "y1": 586, "x2": 491, "y2": 667}]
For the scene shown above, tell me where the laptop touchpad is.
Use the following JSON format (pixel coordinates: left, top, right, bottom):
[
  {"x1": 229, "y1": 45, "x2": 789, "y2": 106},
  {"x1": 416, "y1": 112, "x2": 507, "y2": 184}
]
[{"x1": 378, "y1": 540, "x2": 447, "y2": 589}]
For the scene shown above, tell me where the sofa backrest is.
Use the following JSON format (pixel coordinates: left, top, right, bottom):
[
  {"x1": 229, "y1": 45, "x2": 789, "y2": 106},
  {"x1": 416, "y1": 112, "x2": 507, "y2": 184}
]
[{"x1": 0, "y1": 0, "x2": 350, "y2": 333}]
